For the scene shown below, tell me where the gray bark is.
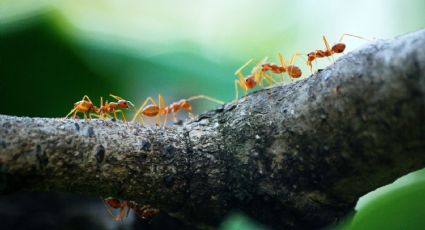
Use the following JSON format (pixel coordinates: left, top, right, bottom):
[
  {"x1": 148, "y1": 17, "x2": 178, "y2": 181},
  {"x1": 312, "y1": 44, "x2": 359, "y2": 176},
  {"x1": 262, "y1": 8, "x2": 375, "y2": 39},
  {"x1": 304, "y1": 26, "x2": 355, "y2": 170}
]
[{"x1": 1, "y1": 29, "x2": 425, "y2": 229}]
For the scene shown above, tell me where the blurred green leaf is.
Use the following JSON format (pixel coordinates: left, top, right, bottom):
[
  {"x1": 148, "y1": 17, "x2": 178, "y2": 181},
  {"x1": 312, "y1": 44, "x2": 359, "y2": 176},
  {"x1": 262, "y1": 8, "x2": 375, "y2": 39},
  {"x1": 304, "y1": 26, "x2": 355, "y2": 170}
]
[{"x1": 221, "y1": 213, "x2": 267, "y2": 230}]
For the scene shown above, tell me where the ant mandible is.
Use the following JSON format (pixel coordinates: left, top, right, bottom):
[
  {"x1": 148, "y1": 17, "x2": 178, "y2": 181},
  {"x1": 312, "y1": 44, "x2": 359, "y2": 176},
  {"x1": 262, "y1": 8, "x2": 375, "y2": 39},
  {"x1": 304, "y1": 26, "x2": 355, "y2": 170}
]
[
  {"x1": 64, "y1": 95, "x2": 99, "y2": 119},
  {"x1": 234, "y1": 58, "x2": 277, "y2": 99},
  {"x1": 307, "y1": 33, "x2": 368, "y2": 72},
  {"x1": 132, "y1": 94, "x2": 224, "y2": 126},
  {"x1": 95, "y1": 94, "x2": 134, "y2": 123}
]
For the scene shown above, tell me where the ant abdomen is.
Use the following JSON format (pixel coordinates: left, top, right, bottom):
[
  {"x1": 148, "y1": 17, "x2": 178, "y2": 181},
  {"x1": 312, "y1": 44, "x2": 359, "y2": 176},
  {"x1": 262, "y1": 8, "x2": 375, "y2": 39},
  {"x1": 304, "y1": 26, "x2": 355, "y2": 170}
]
[
  {"x1": 332, "y1": 43, "x2": 346, "y2": 53},
  {"x1": 142, "y1": 105, "x2": 160, "y2": 116},
  {"x1": 287, "y1": 65, "x2": 302, "y2": 78}
]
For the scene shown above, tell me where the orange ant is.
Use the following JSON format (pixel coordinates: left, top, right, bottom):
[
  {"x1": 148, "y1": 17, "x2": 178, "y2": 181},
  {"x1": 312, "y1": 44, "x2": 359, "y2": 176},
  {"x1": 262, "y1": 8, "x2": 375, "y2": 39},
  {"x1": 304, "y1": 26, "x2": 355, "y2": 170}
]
[
  {"x1": 93, "y1": 94, "x2": 134, "y2": 123},
  {"x1": 234, "y1": 58, "x2": 277, "y2": 99},
  {"x1": 132, "y1": 94, "x2": 224, "y2": 126},
  {"x1": 307, "y1": 33, "x2": 369, "y2": 72},
  {"x1": 260, "y1": 52, "x2": 303, "y2": 81},
  {"x1": 64, "y1": 95, "x2": 99, "y2": 119},
  {"x1": 103, "y1": 197, "x2": 159, "y2": 221}
]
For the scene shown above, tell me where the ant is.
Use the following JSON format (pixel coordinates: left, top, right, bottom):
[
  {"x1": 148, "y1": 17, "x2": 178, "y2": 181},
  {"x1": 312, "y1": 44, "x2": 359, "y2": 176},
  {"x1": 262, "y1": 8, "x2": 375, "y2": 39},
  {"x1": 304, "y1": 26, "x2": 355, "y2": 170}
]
[
  {"x1": 64, "y1": 95, "x2": 98, "y2": 119},
  {"x1": 94, "y1": 94, "x2": 134, "y2": 123},
  {"x1": 260, "y1": 52, "x2": 303, "y2": 81},
  {"x1": 307, "y1": 33, "x2": 369, "y2": 72},
  {"x1": 234, "y1": 58, "x2": 277, "y2": 99},
  {"x1": 132, "y1": 94, "x2": 224, "y2": 126},
  {"x1": 103, "y1": 197, "x2": 160, "y2": 221}
]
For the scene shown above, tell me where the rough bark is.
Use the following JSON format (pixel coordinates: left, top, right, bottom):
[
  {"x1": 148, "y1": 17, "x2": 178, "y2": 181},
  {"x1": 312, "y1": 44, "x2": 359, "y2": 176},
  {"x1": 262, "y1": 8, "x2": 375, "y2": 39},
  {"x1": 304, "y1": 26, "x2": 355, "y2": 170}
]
[{"x1": 1, "y1": 29, "x2": 425, "y2": 229}]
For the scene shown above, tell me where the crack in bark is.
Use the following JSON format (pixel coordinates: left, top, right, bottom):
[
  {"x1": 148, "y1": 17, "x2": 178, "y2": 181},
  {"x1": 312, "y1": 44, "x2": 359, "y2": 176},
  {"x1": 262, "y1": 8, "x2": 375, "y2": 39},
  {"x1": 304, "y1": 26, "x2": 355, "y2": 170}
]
[{"x1": 182, "y1": 128, "x2": 194, "y2": 213}]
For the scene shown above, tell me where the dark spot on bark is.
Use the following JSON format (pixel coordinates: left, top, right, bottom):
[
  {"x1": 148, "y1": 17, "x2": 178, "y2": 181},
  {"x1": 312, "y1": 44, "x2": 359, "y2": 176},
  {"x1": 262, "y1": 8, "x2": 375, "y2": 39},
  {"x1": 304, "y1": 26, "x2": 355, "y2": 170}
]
[
  {"x1": 74, "y1": 123, "x2": 80, "y2": 131},
  {"x1": 224, "y1": 104, "x2": 237, "y2": 112},
  {"x1": 174, "y1": 120, "x2": 183, "y2": 126},
  {"x1": 111, "y1": 118, "x2": 116, "y2": 122},
  {"x1": 85, "y1": 127, "x2": 95, "y2": 137},
  {"x1": 35, "y1": 145, "x2": 48, "y2": 166},
  {"x1": 140, "y1": 139, "x2": 151, "y2": 151},
  {"x1": 317, "y1": 69, "x2": 323, "y2": 72},
  {"x1": 134, "y1": 153, "x2": 147, "y2": 161},
  {"x1": 2, "y1": 122, "x2": 11, "y2": 129},
  {"x1": 283, "y1": 109, "x2": 288, "y2": 113},
  {"x1": 164, "y1": 144, "x2": 175, "y2": 155},
  {"x1": 163, "y1": 175, "x2": 174, "y2": 187},
  {"x1": 96, "y1": 145, "x2": 105, "y2": 164},
  {"x1": 215, "y1": 105, "x2": 225, "y2": 113},
  {"x1": 197, "y1": 110, "x2": 216, "y2": 121},
  {"x1": 0, "y1": 140, "x2": 6, "y2": 148}
]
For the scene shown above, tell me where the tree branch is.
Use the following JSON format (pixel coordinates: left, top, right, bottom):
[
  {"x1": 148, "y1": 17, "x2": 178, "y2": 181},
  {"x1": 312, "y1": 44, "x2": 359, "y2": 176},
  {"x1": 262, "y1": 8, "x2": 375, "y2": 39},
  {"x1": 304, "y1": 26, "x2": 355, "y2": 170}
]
[{"x1": 1, "y1": 29, "x2": 425, "y2": 229}]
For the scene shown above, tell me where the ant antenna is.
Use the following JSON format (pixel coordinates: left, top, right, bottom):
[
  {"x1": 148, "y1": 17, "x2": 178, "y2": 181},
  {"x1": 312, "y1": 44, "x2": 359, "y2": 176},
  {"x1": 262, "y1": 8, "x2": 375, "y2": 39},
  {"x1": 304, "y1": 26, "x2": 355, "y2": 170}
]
[
  {"x1": 186, "y1": 95, "x2": 224, "y2": 105},
  {"x1": 338, "y1": 33, "x2": 370, "y2": 43},
  {"x1": 234, "y1": 58, "x2": 253, "y2": 75}
]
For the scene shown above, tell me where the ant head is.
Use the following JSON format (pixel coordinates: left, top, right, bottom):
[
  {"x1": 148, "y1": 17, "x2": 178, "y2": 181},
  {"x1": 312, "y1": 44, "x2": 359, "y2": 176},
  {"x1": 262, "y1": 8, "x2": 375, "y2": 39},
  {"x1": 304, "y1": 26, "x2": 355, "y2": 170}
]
[
  {"x1": 244, "y1": 76, "x2": 257, "y2": 89},
  {"x1": 105, "y1": 197, "x2": 121, "y2": 208},
  {"x1": 180, "y1": 100, "x2": 192, "y2": 111},
  {"x1": 117, "y1": 100, "x2": 134, "y2": 109},
  {"x1": 332, "y1": 43, "x2": 346, "y2": 53}
]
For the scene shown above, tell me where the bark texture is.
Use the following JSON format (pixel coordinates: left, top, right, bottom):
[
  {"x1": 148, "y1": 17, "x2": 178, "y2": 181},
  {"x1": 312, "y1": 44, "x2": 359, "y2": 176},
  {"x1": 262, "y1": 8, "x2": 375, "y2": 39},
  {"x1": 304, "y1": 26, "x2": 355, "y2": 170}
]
[{"x1": 1, "y1": 29, "x2": 425, "y2": 229}]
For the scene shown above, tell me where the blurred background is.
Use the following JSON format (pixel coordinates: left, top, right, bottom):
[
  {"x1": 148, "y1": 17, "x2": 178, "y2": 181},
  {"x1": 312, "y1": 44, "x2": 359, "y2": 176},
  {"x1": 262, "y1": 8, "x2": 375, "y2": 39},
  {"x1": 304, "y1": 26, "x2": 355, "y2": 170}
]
[{"x1": 1, "y1": 0, "x2": 424, "y2": 229}]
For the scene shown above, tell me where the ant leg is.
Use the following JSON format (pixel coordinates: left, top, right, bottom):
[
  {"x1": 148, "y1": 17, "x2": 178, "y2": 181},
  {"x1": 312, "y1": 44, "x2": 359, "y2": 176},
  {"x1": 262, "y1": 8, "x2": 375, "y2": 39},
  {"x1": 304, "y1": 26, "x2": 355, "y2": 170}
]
[
  {"x1": 82, "y1": 95, "x2": 93, "y2": 103},
  {"x1": 338, "y1": 33, "x2": 369, "y2": 43},
  {"x1": 64, "y1": 107, "x2": 78, "y2": 119},
  {"x1": 234, "y1": 80, "x2": 240, "y2": 99},
  {"x1": 186, "y1": 95, "x2": 224, "y2": 105},
  {"x1": 91, "y1": 113, "x2": 100, "y2": 119},
  {"x1": 114, "y1": 110, "x2": 129, "y2": 127},
  {"x1": 278, "y1": 52, "x2": 288, "y2": 81},
  {"x1": 158, "y1": 95, "x2": 167, "y2": 127},
  {"x1": 262, "y1": 72, "x2": 277, "y2": 86},
  {"x1": 159, "y1": 95, "x2": 166, "y2": 112},
  {"x1": 155, "y1": 115, "x2": 161, "y2": 127},
  {"x1": 162, "y1": 112, "x2": 169, "y2": 128},
  {"x1": 234, "y1": 59, "x2": 253, "y2": 99},
  {"x1": 132, "y1": 97, "x2": 157, "y2": 122},
  {"x1": 307, "y1": 62, "x2": 313, "y2": 74},
  {"x1": 116, "y1": 206, "x2": 127, "y2": 222},
  {"x1": 314, "y1": 58, "x2": 319, "y2": 72},
  {"x1": 112, "y1": 110, "x2": 118, "y2": 120},
  {"x1": 278, "y1": 52, "x2": 286, "y2": 69},
  {"x1": 102, "y1": 198, "x2": 120, "y2": 221},
  {"x1": 289, "y1": 53, "x2": 307, "y2": 65},
  {"x1": 113, "y1": 110, "x2": 126, "y2": 123},
  {"x1": 89, "y1": 113, "x2": 96, "y2": 119},
  {"x1": 322, "y1": 36, "x2": 335, "y2": 62},
  {"x1": 172, "y1": 112, "x2": 178, "y2": 123},
  {"x1": 235, "y1": 80, "x2": 247, "y2": 99},
  {"x1": 322, "y1": 36, "x2": 332, "y2": 53},
  {"x1": 255, "y1": 71, "x2": 264, "y2": 87},
  {"x1": 109, "y1": 94, "x2": 124, "y2": 101},
  {"x1": 289, "y1": 53, "x2": 306, "y2": 78},
  {"x1": 253, "y1": 57, "x2": 268, "y2": 85}
]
